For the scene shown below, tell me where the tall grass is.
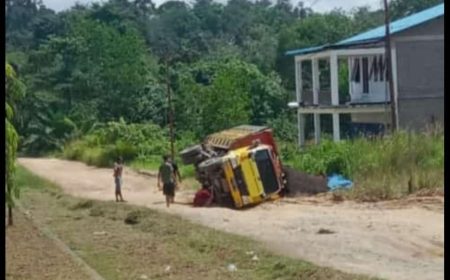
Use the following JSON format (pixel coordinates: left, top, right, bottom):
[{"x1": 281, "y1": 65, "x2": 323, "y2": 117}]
[{"x1": 280, "y1": 128, "x2": 444, "y2": 200}]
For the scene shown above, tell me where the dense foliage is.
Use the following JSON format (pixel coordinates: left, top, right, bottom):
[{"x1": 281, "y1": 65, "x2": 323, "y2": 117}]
[
  {"x1": 6, "y1": 63, "x2": 26, "y2": 225},
  {"x1": 63, "y1": 120, "x2": 169, "y2": 166}
]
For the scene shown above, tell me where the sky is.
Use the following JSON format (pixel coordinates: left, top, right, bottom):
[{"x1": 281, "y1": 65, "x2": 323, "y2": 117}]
[{"x1": 42, "y1": 0, "x2": 383, "y2": 13}]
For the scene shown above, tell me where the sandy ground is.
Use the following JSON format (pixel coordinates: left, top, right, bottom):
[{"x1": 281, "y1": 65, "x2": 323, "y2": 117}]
[{"x1": 19, "y1": 158, "x2": 444, "y2": 280}]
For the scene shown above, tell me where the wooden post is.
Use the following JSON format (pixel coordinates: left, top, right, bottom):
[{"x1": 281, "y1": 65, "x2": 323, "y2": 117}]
[
  {"x1": 383, "y1": 0, "x2": 398, "y2": 132},
  {"x1": 166, "y1": 60, "x2": 175, "y2": 160}
]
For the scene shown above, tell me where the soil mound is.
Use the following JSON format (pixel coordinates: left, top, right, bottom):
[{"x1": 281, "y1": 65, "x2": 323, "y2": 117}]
[{"x1": 283, "y1": 166, "x2": 328, "y2": 196}]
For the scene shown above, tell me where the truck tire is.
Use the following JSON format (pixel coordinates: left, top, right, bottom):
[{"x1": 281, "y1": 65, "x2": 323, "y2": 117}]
[
  {"x1": 212, "y1": 186, "x2": 235, "y2": 208},
  {"x1": 198, "y1": 157, "x2": 223, "y2": 173},
  {"x1": 180, "y1": 145, "x2": 203, "y2": 165}
]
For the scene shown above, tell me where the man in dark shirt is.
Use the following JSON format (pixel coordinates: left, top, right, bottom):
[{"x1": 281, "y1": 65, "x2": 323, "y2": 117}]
[{"x1": 157, "y1": 155, "x2": 176, "y2": 207}]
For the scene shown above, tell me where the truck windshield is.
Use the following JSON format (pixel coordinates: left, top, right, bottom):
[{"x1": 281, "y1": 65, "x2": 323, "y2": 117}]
[
  {"x1": 233, "y1": 167, "x2": 249, "y2": 196},
  {"x1": 254, "y1": 150, "x2": 279, "y2": 194}
]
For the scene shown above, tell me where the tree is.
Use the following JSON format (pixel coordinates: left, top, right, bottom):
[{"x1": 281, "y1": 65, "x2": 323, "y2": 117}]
[
  {"x1": 389, "y1": 0, "x2": 443, "y2": 20},
  {"x1": 241, "y1": 24, "x2": 278, "y2": 74},
  {"x1": 276, "y1": 11, "x2": 354, "y2": 89},
  {"x1": 350, "y1": 6, "x2": 384, "y2": 33},
  {"x1": 294, "y1": 1, "x2": 313, "y2": 20},
  {"x1": 148, "y1": 1, "x2": 205, "y2": 63},
  {"x1": 6, "y1": 0, "x2": 60, "y2": 51},
  {"x1": 17, "y1": 17, "x2": 156, "y2": 153},
  {"x1": 192, "y1": 0, "x2": 224, "y2": 35},
  {"x1": 6, "y1": 63, "x2": 25, "y2": 226},
  {"x1": 175, "y1": 59, "x2": 287, "y2": 136}
]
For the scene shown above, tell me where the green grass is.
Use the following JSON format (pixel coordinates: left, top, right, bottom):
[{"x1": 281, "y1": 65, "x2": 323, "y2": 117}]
[
  {"x1": 16, "y1": 165, "x2": 381, "y2": 280},
  {"x1": 280, "y1": 129, "x2": 444, "y2": 201}
]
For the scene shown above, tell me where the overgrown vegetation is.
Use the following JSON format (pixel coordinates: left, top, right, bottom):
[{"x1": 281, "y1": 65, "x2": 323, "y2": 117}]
[
  {"x1": 62, "y1": 120, "x2": 169, "y2": 166},
  {"x1": 16, "y1": 165, "x2": 381, "y2": 280},
  {"x1": 280, "y1": 127, "x2": 444, "y2": 200},
  {"x1": 61, "y1": 119, "x2": 197, "y2": 176},
  {"x1": 6, "y1": 63, "x2": 26, "y2": 226}
]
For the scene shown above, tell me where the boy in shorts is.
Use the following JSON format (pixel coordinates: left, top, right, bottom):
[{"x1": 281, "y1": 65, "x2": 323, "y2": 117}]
[{"x1": 113, "y1": 157, "x2": 125, "y2": 202}]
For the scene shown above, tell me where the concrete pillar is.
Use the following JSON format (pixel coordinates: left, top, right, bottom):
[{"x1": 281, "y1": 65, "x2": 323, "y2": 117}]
[
  {"x1": 295, "y1": 59, "x2": 302, "y2": 103},
  {"x1": 330, "y1": 53, "x2": 340, "y2": 142},
  {"x1": 295, "y1": 60, "x2": 306, "y2": 148},
  {"x1": 347, "y1": 57, "x2": 352, "y2": 99},
  {"x1": 298, "y1": 112, "x2": 305, "y2": 147},
  {"x1": 312, "y1": 58, "x2": 320, "y2": 105},
  {"x1": 314, "y1": 114, "x2": 321, "y2": 144},
  {"x1": 332, "y1": 113, "x2": 340, "y2": 141},
  {"x1": 330, "y1": 54, "x2": 339, "y2": 105},
  {"x1": 312, "y1": 58, "x2": 321, "y2": 144},
  {"x1": 391, "y1": 45, "x2": 400, "y2": 129}
]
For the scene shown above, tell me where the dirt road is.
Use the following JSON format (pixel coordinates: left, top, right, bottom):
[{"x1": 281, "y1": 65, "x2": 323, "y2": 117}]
[{"x1": 19, "y1": 158, "x2": 444, "y2": 280}]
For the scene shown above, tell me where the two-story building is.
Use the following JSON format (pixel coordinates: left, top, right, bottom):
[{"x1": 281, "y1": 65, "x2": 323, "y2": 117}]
[{"x1": 286, "y1": 3, "x2": 444, "y2": 146}]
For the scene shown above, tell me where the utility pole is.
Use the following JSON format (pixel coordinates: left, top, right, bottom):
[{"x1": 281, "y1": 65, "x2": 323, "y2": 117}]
[
  {"x1": 165, "y1": 59, "x2": 175, "y2": 160},
  {"x1": 383, "y1": 0, "x2": 397, "y2": 132}
]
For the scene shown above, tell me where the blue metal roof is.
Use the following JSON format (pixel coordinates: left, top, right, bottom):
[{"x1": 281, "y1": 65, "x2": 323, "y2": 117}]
[
  {"x1": 284, "y1": 45, "x2": 327, "y2": 56},
  {"x1": 286, "y1": 3, "x2": 444, "y2": 56}
]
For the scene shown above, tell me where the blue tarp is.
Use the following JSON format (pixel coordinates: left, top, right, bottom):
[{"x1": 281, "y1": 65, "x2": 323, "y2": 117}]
[{"x1": 327, "y1": 174, "x2": 353, "y2": 191}]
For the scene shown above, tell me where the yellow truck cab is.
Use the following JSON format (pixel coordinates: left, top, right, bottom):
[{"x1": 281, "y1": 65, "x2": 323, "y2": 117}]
[{"x1": 180, "y1": 125, "x2": 285, "y2": 208}]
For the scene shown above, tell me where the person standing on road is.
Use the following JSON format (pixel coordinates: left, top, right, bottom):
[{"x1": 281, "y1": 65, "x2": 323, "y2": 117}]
[
  {"x1": 113, "y1": 157, "x2": 125, "y2": 202},
  {"x1": 158, "y1": 155, "x2": 176, "y2": 207}
]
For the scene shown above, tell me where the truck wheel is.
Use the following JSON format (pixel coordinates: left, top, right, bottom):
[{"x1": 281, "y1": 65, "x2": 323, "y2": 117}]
[
  {"x1": 198, "y1": 157, "x2": 223, "y2": 173},
  {"x1": 180, "y1": 145, "x2": 203, "y2": 165},
  {"x1": 212, "y1": 186, "x2": 234, "y2": 208}
]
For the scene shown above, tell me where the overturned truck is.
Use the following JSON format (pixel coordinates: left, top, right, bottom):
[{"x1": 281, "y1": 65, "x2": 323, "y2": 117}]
[{"x1": 180, "y1": 125, "x2": 286, "y2": 208}]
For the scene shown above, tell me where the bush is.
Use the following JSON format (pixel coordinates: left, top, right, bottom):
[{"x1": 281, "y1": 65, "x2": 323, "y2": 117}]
[{"x1": 62, "y1": 120, "x2": 201, "y2": 169}]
